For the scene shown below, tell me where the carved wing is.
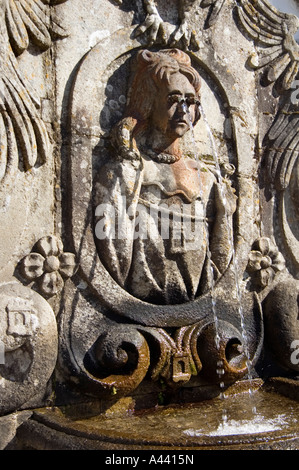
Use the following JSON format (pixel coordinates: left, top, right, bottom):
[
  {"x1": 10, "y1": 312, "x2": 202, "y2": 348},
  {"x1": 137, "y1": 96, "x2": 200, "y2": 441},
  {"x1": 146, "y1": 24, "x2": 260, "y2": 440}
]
[
  {"x1": 263, "y1": 95, "x2": 299, "y2": 190},
  {"x1": 237, "y1": 0, "x2": 299, "y2": 189},
  {"x1": 0, "y1": 0, "x2": 67, "y2": 182},
  {"x1": 0, "y1": 47, "x2": 48, "y2": 180},
  {"x1": 5, "y1": 0, "x2": 67, "y2": 55},
  {"x1": 236, "y1": 0, "x2": 299, "y2": 91}
]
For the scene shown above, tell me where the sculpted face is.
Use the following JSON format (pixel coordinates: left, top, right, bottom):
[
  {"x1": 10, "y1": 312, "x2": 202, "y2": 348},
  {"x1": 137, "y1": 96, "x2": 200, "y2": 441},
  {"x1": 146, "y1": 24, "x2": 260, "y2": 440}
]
[{"x1": 151, "y1": 72, "x2": 198, "y2": 139}]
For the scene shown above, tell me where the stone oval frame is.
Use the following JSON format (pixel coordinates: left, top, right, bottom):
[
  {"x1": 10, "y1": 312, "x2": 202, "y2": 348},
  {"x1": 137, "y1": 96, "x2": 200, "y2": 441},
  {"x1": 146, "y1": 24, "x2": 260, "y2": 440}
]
[
  {"x1": 0, "y1": 282, "x2": 58, "y2": 415},
  {"x1": 68, "y1": 27, "x2": 257, "y2": 328}
]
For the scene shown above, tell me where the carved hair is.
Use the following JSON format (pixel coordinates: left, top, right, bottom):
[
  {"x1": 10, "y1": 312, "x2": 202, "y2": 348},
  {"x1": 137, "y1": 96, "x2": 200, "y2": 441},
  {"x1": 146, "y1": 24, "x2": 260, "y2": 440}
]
[{"x1": 110, "y1": 49, "x2": 201, "y2": 160}]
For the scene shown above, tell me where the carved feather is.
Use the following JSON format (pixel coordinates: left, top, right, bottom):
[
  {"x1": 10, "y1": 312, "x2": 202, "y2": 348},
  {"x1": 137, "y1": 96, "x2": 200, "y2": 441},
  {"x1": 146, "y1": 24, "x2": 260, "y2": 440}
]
[
  {"x1": 263, "y1": 96, "x2": 299, "y2": 190},
  {"x1": 6, "y1": 0, "x2": 67, "y2": 55},
  {"x1": 236, "y1": 0, "x2": 299, "y2": 90},
  {"x1": 0, "y1": 0, "x2": 67, "y2": 183}
]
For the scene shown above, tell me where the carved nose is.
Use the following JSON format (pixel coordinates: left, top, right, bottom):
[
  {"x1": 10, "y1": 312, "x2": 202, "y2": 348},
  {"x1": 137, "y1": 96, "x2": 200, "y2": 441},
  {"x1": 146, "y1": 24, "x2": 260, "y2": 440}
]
[{"x1": 177, "y1": 99, "x2": 188, "y2": 112}]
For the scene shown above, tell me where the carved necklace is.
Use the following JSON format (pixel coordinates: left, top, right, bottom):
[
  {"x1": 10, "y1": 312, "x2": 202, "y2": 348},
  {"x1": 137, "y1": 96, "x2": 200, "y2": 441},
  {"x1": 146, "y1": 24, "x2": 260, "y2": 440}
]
[{"x1": 144, "y1": 148, "x2": 182, "y2": 164}]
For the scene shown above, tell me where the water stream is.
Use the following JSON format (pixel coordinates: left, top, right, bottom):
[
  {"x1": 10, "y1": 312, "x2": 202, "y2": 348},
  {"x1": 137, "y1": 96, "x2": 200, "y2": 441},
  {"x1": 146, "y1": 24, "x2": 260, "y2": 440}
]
[
  {"x1": 183, "y1": 101, "x2": 256, "y2": 418},
  {"x1": 199, "y1": 105, "x2": 256, "y2": 410},
  {"x1": 182, "y1": 102, "x2": 227, "y2": 421}
]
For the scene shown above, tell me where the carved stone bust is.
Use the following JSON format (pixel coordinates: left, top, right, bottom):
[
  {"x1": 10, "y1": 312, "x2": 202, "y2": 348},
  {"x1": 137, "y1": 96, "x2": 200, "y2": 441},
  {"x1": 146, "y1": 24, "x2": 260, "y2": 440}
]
[{"x1": 94, "y1": 49, "x2": 236, "y2": 305}]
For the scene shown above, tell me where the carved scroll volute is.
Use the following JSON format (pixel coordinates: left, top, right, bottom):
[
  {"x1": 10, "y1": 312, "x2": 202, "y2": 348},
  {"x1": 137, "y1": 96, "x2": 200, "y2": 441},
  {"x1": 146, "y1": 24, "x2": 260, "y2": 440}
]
[
  {"x1": 84, "y1": 327, "x2": 151, "y2": 397},
  {"x1": 196, "y1": 321, "x2": 248, "y2": 384}
]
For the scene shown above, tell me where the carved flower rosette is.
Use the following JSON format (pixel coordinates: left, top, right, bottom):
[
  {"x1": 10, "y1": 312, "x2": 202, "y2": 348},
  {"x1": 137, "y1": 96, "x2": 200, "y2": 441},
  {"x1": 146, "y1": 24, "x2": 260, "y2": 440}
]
[{"x1": 21, "y1": 236, "x2": 78, "y2": 297}]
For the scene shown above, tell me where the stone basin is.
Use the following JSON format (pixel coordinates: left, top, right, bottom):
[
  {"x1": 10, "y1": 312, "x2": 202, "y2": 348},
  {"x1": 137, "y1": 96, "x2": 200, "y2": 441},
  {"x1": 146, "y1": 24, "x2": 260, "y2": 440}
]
[{"x1": 10, "y1": 378, "x2": 299, "y2": 450}]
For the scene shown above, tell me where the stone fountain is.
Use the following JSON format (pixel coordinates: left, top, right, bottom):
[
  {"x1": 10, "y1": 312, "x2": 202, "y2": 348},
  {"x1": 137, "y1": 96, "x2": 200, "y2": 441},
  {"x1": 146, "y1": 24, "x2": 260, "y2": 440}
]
[{"x1": 2, "y1": 0, "x2": 299, "y2": 451}]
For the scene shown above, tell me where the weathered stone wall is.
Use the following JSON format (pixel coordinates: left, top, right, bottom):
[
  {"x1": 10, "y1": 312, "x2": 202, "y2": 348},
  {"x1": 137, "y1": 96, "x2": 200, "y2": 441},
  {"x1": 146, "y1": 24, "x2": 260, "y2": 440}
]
[{"x1": 2, "y1": 0, "x2": 299, "y2": 449}]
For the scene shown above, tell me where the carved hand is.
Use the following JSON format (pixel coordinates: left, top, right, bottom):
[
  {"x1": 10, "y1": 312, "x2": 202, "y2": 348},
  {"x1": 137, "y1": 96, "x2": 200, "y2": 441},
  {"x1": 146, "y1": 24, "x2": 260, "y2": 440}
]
[
  {"x1": 214, "y1": 181, "x2": 237, "y2": 217},
  {"x1": 110, "y1": 118, "x2": 141, "y2": 162}
]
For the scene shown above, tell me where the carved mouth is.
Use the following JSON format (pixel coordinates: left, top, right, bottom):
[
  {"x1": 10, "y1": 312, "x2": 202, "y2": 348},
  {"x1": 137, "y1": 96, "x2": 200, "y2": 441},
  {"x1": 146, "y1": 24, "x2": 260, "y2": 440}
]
[{"x1": 173, "y1": 119, "x2": 188, "y2": 125}]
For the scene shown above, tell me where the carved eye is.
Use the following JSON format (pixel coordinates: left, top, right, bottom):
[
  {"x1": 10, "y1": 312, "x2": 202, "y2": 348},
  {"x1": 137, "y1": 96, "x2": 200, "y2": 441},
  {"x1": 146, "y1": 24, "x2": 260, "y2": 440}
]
[
  {"x1": 185, "y1": 96, "x2": 196, "y2": 107},
  {"x1": 167, "y1": 94, "x2": 181, "y2": 106}
]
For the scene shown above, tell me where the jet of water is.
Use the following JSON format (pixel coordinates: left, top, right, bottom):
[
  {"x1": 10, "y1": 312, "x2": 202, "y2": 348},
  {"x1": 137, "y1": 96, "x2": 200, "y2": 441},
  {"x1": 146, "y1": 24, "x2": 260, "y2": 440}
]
[
  {"x1": 183, "y1": 101, "x2": 256, "y2": 415},
  {"x1": 182, "y1": 102, "x2": 227, "y2": 422}
]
